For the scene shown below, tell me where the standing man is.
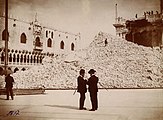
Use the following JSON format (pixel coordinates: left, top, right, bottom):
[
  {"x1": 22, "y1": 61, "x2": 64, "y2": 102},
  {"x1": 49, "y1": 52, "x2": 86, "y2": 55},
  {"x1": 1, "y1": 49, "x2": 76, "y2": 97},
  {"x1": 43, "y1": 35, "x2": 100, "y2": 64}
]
[
  {"x1": 5, "y1": 73, "x2": 14, "y2": 100},
  {"x1": 87, "y1": 69, "x2": 99, "y2": 111},
  {"x1": 77, "y1": 69, "x2": 87, "y2": 110}
]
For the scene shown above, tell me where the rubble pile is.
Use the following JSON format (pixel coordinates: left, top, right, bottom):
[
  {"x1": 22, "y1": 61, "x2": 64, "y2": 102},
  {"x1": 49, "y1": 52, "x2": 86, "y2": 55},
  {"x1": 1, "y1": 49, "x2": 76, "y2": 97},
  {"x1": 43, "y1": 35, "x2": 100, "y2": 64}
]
[
  {"x1": 11, "y1": 57, "x2": 80, "y2": 89},
  {"x1": 3, "y1": 31, "x2": 162, "y2": 89},
  {"x1": 84, "y1": 32, "x2": 163, "y2": 88}
]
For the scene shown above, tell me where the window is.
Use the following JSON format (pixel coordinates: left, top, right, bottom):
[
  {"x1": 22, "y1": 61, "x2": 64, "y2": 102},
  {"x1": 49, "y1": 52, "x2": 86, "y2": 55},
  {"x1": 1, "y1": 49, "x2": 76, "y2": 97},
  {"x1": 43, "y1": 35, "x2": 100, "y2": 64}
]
[
  {"x1": 47, "y1": 38, "x2": 52, "y2": 47},
  {"x1": 46, "y1": 31, "x2": 48, "y2": 38},
  {"x1": 20, "y1": 55, "x2": 23, "y2": 63},
  {"x1": 35, "y1": 37, "x2": 41, "y2": 47},
  {"x1": 20, "y1": 33, "x2": 27, "y2": 43},
  {"x1": 30, "y1": 56, "x2": 33, "y2": 63},
  {"x1": 71, "y1": 43, "x2": 74, "y2": 51},
  {"x1": 13, "y1": 54, "x2": 16, "y2": 62},
  {"x1": 27, "y1": 55, "x2": 29, "y2": 63},
  {"x1": 17, "y1": 54, "x2": 19, "y2": 62},
  {"x1": 9, "y1": 54, "x2": 12, "y2": 62},
  {"x1": 1, "y1": 52, "x2": 4, "y2": 62},
  {"x1": 51, "y1": 32, "x2": 53, "y2": 38},
  {"x1": 60, "y1": 41, "x2": 64, "y2": 49},
  {"x1": 2, "y1": 29, "x2": 9, "y2": 40},
  {"x1": 13, "y1": 24, "x2": 16, "y2": 27},
  {"x1": 24, "y1": 55, "x2": 26, "y2": 63}
]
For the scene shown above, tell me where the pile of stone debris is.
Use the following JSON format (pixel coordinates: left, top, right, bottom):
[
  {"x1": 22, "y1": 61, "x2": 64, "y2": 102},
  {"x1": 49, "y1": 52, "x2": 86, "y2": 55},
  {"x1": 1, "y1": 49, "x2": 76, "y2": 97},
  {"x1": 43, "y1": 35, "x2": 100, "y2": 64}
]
[
  {"x1": 83, "y1": 32, "x2": 163, "y2": 88},
  {"x1": 3, "y1": 32, "x2": 162, "y2": 89}
]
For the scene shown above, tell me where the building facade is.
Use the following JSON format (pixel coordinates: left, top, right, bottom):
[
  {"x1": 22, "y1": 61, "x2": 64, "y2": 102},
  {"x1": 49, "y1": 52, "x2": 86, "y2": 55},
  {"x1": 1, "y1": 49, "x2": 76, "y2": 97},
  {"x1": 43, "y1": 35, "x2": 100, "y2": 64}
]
[
  {"x1": 125, "y1": 12, "x2": 163, "y2": 47},
  {"x1": 113, "y1": 11, "x2": 163, "y2": 48},
  {"x1": 0, "y1": 15, "x2": 80, "y2": 70}
]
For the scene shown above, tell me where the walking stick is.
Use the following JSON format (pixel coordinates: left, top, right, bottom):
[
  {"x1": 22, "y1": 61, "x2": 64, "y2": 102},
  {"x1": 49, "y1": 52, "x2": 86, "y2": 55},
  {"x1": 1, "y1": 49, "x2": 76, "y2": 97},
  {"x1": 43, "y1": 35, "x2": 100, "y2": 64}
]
[
  {"x1": 73, "y1": 89, "x2": 77, "y2": 95},
  {"x1": 98, "y1": 82, "x2": 109, "y2": 91}
]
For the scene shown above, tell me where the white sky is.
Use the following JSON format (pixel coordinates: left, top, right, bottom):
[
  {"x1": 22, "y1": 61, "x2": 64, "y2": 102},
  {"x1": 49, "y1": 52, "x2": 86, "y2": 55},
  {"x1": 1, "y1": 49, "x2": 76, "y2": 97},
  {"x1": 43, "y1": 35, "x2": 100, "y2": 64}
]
[{"x1": 0, "y1": 0, "x2": 160, "y2": 48}]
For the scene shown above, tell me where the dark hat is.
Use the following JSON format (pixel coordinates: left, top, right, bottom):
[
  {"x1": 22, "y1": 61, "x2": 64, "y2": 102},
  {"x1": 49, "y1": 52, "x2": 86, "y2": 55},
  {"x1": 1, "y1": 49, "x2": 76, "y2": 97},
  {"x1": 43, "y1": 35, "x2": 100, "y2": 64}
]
[
  {"x1": 79, "y1": 69, "x2": 85, "y2": 74},
  {"x1": 88, "y1": 69, "x2": 96, "y2": 74}
]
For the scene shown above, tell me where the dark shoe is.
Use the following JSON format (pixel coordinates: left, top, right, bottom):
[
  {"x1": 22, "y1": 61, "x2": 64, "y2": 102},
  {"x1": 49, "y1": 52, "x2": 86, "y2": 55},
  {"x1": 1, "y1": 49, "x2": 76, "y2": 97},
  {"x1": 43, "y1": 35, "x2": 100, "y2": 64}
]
[
  {"x1": 79, "y1": 107, "x2": 87, "y2": 110},
  {"x1": 6, "y1": 99, "x2": 9, "y2": 100},
  {"x1": 89, "y1": 109, "x2": 95, "y2": 111}
]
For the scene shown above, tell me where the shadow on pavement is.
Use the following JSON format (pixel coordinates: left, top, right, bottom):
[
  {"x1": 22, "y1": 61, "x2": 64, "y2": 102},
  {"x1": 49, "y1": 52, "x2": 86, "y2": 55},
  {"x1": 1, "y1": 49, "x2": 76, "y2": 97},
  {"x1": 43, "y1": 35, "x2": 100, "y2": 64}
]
[{"x1": 45, "y1": 104, "x2": 79, "y2": 110}]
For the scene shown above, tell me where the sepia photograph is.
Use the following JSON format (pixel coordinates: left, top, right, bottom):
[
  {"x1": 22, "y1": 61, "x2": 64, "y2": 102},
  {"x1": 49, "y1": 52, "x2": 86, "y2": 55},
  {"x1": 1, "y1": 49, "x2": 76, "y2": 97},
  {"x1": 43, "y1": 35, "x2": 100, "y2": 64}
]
[{"x1": 0, "y1": 0, "x2": 163, "y2": 119}]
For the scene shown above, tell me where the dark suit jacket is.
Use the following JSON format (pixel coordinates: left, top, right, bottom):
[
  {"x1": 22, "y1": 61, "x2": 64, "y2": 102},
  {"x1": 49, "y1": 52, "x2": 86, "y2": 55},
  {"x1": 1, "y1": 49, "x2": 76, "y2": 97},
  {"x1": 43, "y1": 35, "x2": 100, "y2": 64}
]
[
  {"x1": 77, "y1": 76, "x2": 87, "y2": 93},
  {"x1": 5, "y1": 75, "x2": 14, "y2": 88},
  {"x1": 87, "y1": 75, "x2": 99, "y2": 93}
]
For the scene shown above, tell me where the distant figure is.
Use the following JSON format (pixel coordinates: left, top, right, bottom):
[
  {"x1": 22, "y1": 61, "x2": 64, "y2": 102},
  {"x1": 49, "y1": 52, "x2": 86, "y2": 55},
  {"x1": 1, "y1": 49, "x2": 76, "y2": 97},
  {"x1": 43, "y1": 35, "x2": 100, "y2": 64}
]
[
  {"x1": 135, "y1": 14, "x2": 138, "y2": 18},
  {"x1": 5, "y1": 73, "x2": 15, "y2": 100},
  {"x1": 87, "y1": 69, "x2": 99, "y2": 111},
  {"x1": 77, "y1": 69, "x2": 87, "y2": 110}
]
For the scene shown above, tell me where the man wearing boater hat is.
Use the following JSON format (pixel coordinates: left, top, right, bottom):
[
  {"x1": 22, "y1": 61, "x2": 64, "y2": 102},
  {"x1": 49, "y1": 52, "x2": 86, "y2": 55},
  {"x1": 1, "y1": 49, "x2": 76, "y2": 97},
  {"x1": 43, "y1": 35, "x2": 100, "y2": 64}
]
[{"x1": 87, "y1": 69, "x2": 99, "y2": 111}]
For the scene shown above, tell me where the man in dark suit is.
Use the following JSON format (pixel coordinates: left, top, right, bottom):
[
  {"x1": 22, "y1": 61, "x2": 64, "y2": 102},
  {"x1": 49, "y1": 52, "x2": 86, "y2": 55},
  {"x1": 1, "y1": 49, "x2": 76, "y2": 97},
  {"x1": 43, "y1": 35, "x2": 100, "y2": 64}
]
[
  {"x1": 87, "y1": 69, "x2": 99, "y2": 111},
  {"x1": 77, "y1": 69, "x2": 87, "y2": 110},
  {"x1": 5, "y1": 73, "x2": 15, "y2": 100}
]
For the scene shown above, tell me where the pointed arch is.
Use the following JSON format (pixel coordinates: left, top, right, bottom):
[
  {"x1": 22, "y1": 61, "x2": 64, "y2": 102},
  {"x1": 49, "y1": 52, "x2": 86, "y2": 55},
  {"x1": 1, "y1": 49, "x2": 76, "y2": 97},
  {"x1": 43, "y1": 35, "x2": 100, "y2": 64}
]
[
  {"x1": 47, "y1": 38, "x2": 52, "y2": 47},
  {"x1": 2, "y1": 29, "x2": 9, "y2": 40},
  {"x1": 46, "y1": 30, "x2": 48, "y2": 38},
  {"x1": 1, "y1": 52, "x2": 4, "y2": 62},
  {"x1": 20, "y1": 54, "x2": 23, "y2": 63},
  {"x1": 35, "y1": 37, "x2": 41, "y2": 47},
  {"x1": 60, "y1": 41, "x2": 64, "y2": 49},
  {"x1": 13, "y1": 54, "x2": 16, "y2": 62},
  {"x1": 27, "y1": 55, "x2": 30, "y2": 63},
  {"x1": 24, "y1": 55, "x2": 26, "y2": 63},
  {"x1": 9, "y1": 53, "x2": 12, "y2": 62},
  {"x1": 30, "y1": 56, "x2": 33, "y2": 63},
  {"x1": 51, "y1": 32, "x2": 53, "y2": 38},
  {"x1": 17, "y1": 54, "x2": 19, "y2": 62},
  {"x1": 71, "y1": 43, "x2": 75, "y2": 51},
  {"x1": 20, "y1": 33, "x2": 27, "y2": 43}
]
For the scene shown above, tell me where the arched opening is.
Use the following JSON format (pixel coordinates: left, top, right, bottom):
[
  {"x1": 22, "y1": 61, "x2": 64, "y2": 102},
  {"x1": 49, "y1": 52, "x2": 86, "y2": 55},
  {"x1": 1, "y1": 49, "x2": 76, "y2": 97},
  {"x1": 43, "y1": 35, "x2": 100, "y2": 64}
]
[
  {"x1": 13, "y1": 54, "x2": 16, "y2": 62},
  {"x1": 47, "y1": 38, "x2": 52, "y2": 47},
  {"x1": 20, "y1": 54, "x2": 23, "y2": 63},
  {"x1": 71, "y1": 43, "x2": 74, "y2": 51},
  {"x1": 35, "y1": 37, "x2": 41, "y2": 47},
  {"x1": 1, "y1": 52, "x2": 4, "y2": 62},
  {"x1": 20, "y1": 33, "x2": 27, "y2": 43},
  {"x1": 2, "y1": 29, "x2": 9, "y2": 40},
  {"x1": 24, "y1": 55, "x2": 26, "y2": 63},
  {"x1": 51, "y1": 32, "x2": 53, "y2": 38},
  {"x1": 60, "y1": 41, "x2": 64, "y2": 49},
  {"x1": 9, "y1": 53, "x2": 12, "y2": 62},
  {"x1": 40, "y1": 56, "x2": 42, "y2": 63},
  {"x1": 30, "y1": 56, "x2": 33, "y2": 63},
  {"x1": 17, "y1": 54, "x2": 19, "y2": 63},
  {"x1": 34, "y1": 56, "x2": 36, "y2": 63},
  {"x1": 27, "y1": 55, "x2": 29, "y2": 63},
  {"x1": 46, "y1": 30, "x2": 48, "y2": 37},
  {"x1": 37, "y1": 56, "x2": 39, "y2": 63}
]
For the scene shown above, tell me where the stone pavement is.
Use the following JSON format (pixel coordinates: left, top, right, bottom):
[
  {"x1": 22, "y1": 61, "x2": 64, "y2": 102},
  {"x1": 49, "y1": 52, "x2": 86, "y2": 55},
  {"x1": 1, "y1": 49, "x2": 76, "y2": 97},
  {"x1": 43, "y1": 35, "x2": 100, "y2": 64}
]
[{"x1": 0, "y1": 89, "x2": 163, "y2": 120}]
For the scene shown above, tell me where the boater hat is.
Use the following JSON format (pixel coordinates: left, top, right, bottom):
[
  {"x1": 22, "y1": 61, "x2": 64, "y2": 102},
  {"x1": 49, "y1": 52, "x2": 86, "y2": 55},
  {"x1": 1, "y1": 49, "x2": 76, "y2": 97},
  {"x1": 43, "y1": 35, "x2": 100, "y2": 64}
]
[{"x1": 88, "y1": 69, "x2": 96, "y2": 74}]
